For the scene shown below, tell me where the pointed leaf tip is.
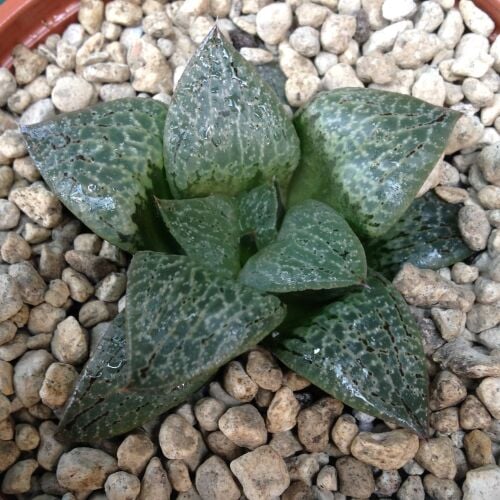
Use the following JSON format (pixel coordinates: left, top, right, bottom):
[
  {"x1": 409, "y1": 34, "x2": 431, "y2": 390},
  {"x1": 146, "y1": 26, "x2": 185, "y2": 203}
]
[
  {"x1": 288, "y1": 88, "x2": 460, "y2": 238},
  {"x1": 22, "y1": 98, "x2": 171, "y2": 253},
  {"x1": 164, "y1": 25, "x2": 300, "y2": 199},
  {"x1": 125, "y1": 252, "x2": 286, "y2": 390},
  {"x1": 269, "y1": 271, "x2": 429, "y2": 435}
]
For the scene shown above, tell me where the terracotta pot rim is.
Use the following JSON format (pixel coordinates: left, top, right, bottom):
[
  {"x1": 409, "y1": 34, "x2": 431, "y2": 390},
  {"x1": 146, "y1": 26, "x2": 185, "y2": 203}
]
[{"x1": 0, "y1": 0, "x2": 499, "y2": 69}]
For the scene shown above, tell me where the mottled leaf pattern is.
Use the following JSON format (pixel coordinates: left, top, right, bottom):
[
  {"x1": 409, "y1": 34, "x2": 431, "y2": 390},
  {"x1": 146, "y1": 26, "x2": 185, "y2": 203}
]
[
  {"x1": 163, "y1": 27, "x2": 300, "y2": 199},
  {"x1": 238, "y1": 184, "x2": 280, "y2": 249},
  {"x1": 57, "y1": 314, "x2": 207, "y2": 441},
  {"x1": 268, "y1": 271, "x2": 429, "y2": 435},
  {"x1": 288, "y1": 89, "x2": 460, "y2": 238},
  {"x1": 157, "y1": 196, "x2": 240, "y2": 276},
  {"x1": 255, "y1": 62, "x2": 287, "y2": 104},
  {"x1": 126, "y1": 252, "x2": 286, "y2": 390},
  {"x1": 239, "y1": 200, "x2": 367, "y2": 293},
  {"x1": 366, "y1": 192, "x2": 473, "y2": 277},
  {"x1": 22, "y1": 98, "x2": 170, "y2": 253}
]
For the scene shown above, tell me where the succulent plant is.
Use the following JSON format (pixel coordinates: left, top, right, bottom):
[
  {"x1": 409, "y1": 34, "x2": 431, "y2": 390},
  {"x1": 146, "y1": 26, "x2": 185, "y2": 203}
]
[{"x1": 22, "y1": 28, "x2": 470, "y2": 442}]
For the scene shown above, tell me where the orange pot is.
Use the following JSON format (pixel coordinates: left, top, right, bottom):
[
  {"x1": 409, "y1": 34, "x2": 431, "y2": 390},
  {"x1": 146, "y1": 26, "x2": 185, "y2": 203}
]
[
  {"x1": 0, "y1": 0, "x2": 80, "y2": 68},
  {"x1": 0, "y1": 1, "x2": 499, "y2": 68}
]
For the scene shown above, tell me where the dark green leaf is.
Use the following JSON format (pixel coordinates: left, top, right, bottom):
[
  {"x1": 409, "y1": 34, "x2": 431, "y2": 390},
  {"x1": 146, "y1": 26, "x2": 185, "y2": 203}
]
[
  {"x1": 268, "y1": 271, "x2": 429, "y2": 435},
  {"x1": 22, "y1": 98, "x2": 170, "y2": 253},
  {"x1": 288, "y1": 89, "x2": 460, "y2": 238},
  {"x1": 163, "y1": 27, "x2": 300, "y2": 199},
  {"x1": 126, "y1": 252, "x2": 285, "y2": 390},
  {"x1": 239, "y1": 200, "x2": 367, "y2": 293},
  {"x1": 238, "y1": 183, "x2": 280, "y2": 249},
  {"x1": 157, "y1": 196, "x2": 240, "y2": 276},
  {"x1": 57, "y1": 314, "x2": 207, "y2": 441},
  {"x1": 255, "y1": 62, "x2": 287, "y2": 104},
  {"x1": 366, "y1": 192, "x2": 473, "y2": 278}
]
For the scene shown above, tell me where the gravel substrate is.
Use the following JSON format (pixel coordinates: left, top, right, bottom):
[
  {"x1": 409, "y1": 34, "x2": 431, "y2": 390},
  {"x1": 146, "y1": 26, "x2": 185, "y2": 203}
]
[{"x1": 1, "y1": 0, "x2": 500, "y2": 498}]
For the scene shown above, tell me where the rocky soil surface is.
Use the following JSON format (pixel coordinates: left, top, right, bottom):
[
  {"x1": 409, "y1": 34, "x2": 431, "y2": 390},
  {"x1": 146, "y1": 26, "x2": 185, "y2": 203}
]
[{"x1": 0, "y1": 0, "x2": 500, "y2": 498}]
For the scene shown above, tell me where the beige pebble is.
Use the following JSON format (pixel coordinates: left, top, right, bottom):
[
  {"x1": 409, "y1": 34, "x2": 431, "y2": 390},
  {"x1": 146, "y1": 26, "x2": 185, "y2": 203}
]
[
  {"x1": 56, "y1": 447, "x2": 118, "y2": 491},
  {"x1": 219, "y1": 404, "x2": 267, "y2": 449},
  {"x1": 1, "y1": 458, "x2": 38, "y2": 494},
  {"x1": 266, "y1": 387, "x2": 300, "y2": 433},
  {"x1": 117, "y1": 433, "x2": 155, "y2": 475},
  {"x1": 194, "y1": 397, "x2": 225, "y2": 432},
  {"x1": 463, "y1": 429, "x2": 495, "y2": 468},
  {"x1": 105, "y1": 471, "x2": 141, "y2": 500},
  {"x1": 336, "y1": 456, "x2": 375, "y2": 498},
  {"x1": 15, "y1": 423, "x2": 40, "y2": 451},
  {"x1": 139, "y1": 457, "x2": 172, "y2": 500},
  {"x1": 476, "y1": 377, "x2": 500, "y2": 418},
  {"x1": 159, "y1": 414, "x2": 202, "y2": 460},
  {"x1": 351, "y1": 429, "x2": 419, "y2": 470},
  {"x1": 331, "y1": 414, "x2": 359, "y2": 454},
  {"x1": 415, "y1": 437, "x2": 457, "y2": 480},
  {"x1": 246, "y1": 350, "x2": 283, "y2": 392},
  {"x1": 166, "y1": 459, "x2": 192, "y2": 492},
  {"x1": 230, "y1": 445, "x2": 290, "y2": 500},
  {"x1": 39, "y1": 362, "x2": 78, "y2": 409},
  {"x1": 195, "y1": 455, "x2": 240, "y2": 500},
  {"x1": 297, "y1": 397, "x2": 344, "y2": 452},
  {"x1": 223, "y1": 361, "x2": 258, "y2": 402},
  {"x1": 206, "y1": 431, "x2": 243, "y2": 462}
]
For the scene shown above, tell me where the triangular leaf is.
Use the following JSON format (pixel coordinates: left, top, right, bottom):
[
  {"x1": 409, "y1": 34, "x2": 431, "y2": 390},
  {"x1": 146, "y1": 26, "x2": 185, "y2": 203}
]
[
  {"x1": 126, "y1": 252, "x2": 285, "y2": 390},
  {"x1": 157, "y1": 195, "x2": 240, "y2": 276},
  {"x1": 239, "y1": 200, "x2": 367, "y2": 293},
  {"x1": 268, "y1": 271, "x2": 429, "y2": 435},
  {"x1": 22, "y1": 98, "x2": 170, "y2": 253},
  {"x1": 57, "y1": 314, "x2": 207, "y2": 441},
  {"x1": 288, "y1": 89, "x2": 460, "y2": 238},
  {"x1": 163, "y1": 27, "x2": 300, "y2": 199},
  {"x1": 238, "y1": 183, "x2": 280, "y2": 249},
  {"x1": 366, "y1": 192, "x2": 473, "y2": 278}
]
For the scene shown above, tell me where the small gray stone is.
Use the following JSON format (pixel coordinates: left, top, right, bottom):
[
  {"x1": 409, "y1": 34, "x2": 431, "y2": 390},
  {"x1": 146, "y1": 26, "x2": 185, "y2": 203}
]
[
  {"x1": 195, "y1": 455, "x2": 240, "y2": 500},
  {"x1": 336, "y1": 456, "x2": 375, "y2": 498},
  {"x1": 19, "y1": 98, "x2": 55, "y2": 126},
  {"x1": 139, "y1": 457, "x2": 172, "y2": 500},
  {"x1": 37, "y1": 420, "x2": 68, "y2": 471},
  {"x1": 0, "y1": 275, "x2": 23, "y2": 323},
  {"x1": 0, "y1": 69, "x2": 17, "y2": 106},
  {"x1": 105, "y1": 471, "x2": 141, "y2": 500},
  {"x1": 0, "y1": 200, "x2": 20, "y2": 231},
  {"x1": 462, "y1": 465, "x2": 500, "y2": 500},
  {"x1": 9, "y1": 262, "x2": 46, "y2": 306},
  {"x1": 398, "y1": 475, "x2": 424, "y2": 500},
  {"x1": 52, "y1": 75, "x2": 95, "y2": 112},
  {"x1": 95, "y1": 272, "x2": 126, "y2": 302},
  {"x1": 194, "y1": 397, "x2": 225, "y2": 432},
  {"x1": 13, "y1": 349, "x2": 54, "y2": 407},
  {"x1": 1, "y1": 458, "x2": 38, "y2": 494}
]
